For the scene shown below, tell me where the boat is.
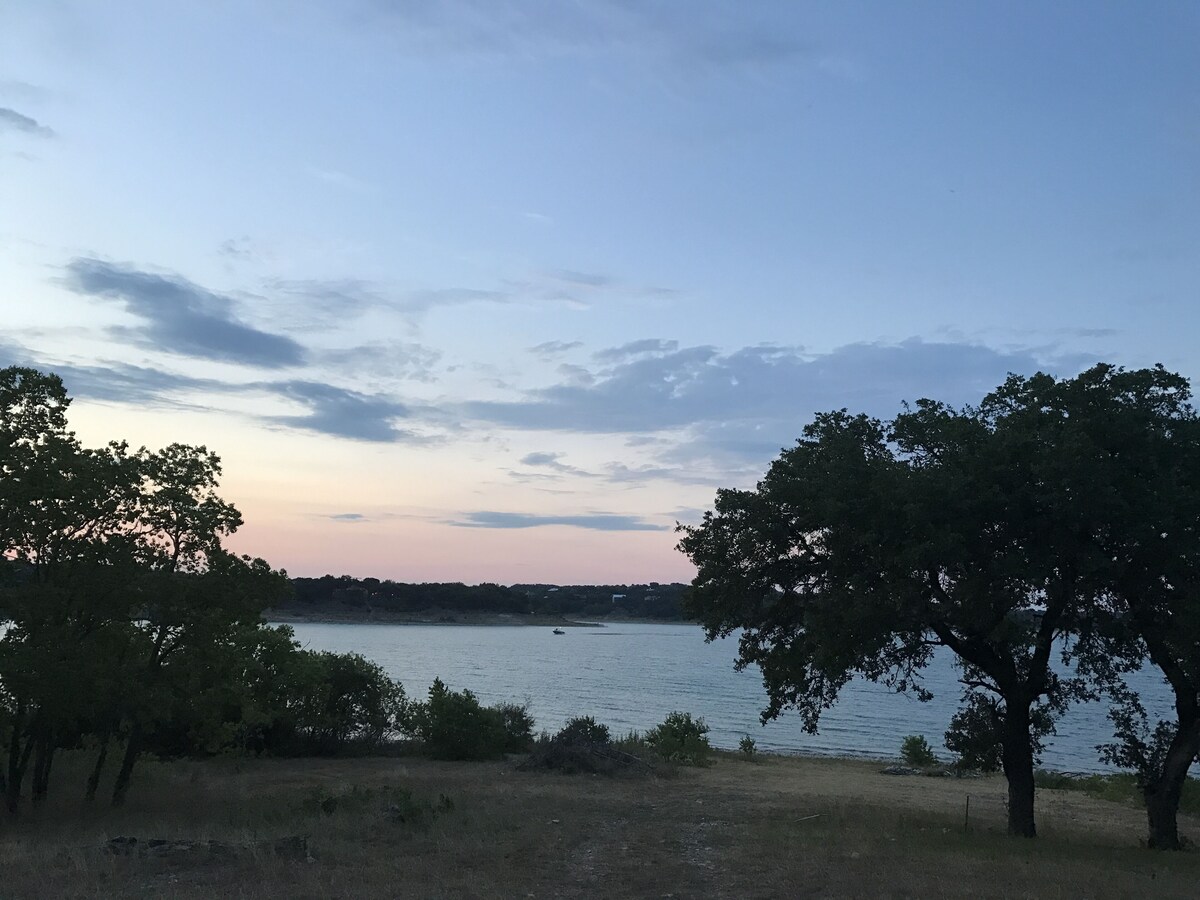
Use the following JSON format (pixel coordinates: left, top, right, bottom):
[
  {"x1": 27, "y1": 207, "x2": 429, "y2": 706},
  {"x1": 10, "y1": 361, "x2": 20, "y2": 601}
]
[{"x1": 552, "y1": 628, "x2": 565, "y2": 635}]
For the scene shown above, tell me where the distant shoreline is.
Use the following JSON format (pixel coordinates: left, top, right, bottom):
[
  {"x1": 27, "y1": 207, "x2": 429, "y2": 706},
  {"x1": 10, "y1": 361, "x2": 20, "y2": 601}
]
[
  {"x1": 264, "y1": 610, "x2": 607, "y2": 627},
  {"x1": 265, "y1": 610, "x2": 697, "y2": 627}
]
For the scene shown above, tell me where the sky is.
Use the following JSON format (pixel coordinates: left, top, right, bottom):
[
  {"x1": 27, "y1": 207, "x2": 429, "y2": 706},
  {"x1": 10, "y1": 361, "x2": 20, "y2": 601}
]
[{"x1": 1, "y1": 1, "x2": 1198, "y2": 584}]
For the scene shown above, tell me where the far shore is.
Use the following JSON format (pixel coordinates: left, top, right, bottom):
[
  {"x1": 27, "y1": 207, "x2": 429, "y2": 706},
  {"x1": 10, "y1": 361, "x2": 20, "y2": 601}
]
[
  {"x1": 265, "y1": 610, "x2": 606, "y2": 627},
  {"x1": 265, "y1": 609, "x2": 699, "y2": 627}
]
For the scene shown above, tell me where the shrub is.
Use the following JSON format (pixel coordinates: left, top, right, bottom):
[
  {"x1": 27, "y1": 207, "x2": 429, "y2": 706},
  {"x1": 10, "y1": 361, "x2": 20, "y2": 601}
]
[
  {"x1": 493, "y1": 701, "x2": 537, "y2": 753},
  {"x1": 645, "y1": 711, "x2": 711, "y2": 766},
  {"x1": 557, "y1": 716, "x2": 611, "y2": 747},
  {"x1": 900, "y1": 734, "x2": 938, "y2": 768},
  {"x1": 403, "y1": 679, "x2": 534, "y2": 760},
  {"x1": 739, "y1": 734, "x2": 758, "y2": 760},
  {"x1": 520, "y1": 716, "x2": 650, "y2": 775},
  {"x1": 297, "y1": 652, "x2": 409, "y2": 755}
]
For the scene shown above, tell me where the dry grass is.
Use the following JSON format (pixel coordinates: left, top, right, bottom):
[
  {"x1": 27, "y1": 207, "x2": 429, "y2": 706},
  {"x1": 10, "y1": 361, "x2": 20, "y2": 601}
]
[{"x1": 1, "y1": 751, "x2": 1198, "y2": 898}]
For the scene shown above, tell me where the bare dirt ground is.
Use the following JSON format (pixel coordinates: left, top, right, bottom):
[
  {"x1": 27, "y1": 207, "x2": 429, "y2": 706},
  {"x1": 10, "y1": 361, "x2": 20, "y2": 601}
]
[{"x1": 2, "y1": 753, "x2": 1198, "y2": 898}]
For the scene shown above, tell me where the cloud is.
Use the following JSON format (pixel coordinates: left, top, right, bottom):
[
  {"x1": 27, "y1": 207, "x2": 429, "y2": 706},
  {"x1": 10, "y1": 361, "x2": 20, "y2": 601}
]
[
  {"x1": 318, "y1": 341, "x2": 442, "y2": 382},
  {"x1": 64, "y1": 258, "x2": 306, "y2": 369},
  {"x1": 460, "y1": 339, "x2": 1086, "y2": 461},
  {"x1": 41, "y1": 361, "x2": 226, "y2": 408},
  {"x1": 399, "y1": 287, "x2": 509, "y2": 314},
  {"x1": 670, "y1": 507, "x2": 708, "y2": 526},
  {"x1": 327, "y1": 513, "x2": 368, "y2": 522},
  {"x1": 2, "y1": 334, "x2": 432, "y2": 444},
  {"x1": 0, "y1": 107, "x2": 54, "y2": 138},
  {"x1": 511, "y1": 452, "x2": 713, "y2": 487},
  {"x1": 552, "y1": 269, "x2": 613, "y2": 288},
  {"x1": 529, "y1": 340, "x2": 583, "y2": 356},
  {"x1": 594, "y1": 338, "x2": 679, "y2": 362},
  {"x1": 0, "y1": 340, "x2": 227, "y2": 408},
  {"x1": 555, "y1": 363, "x2": 595, "y2": 387},
  {"x1": 358, "y1": 0, "x2": 811, "y2": 73},
  {"x1": 520, "y1": 451, "x2": 566, "y2": 468},
  {"x1": 601, "y1": 462, "x2": 717, "y2": 486},
  {"x1": 218, "y1": 236, "x2": 265, "y2": 263},
  {"x1": 270, "y1": 380, "x2": 425, "y2": 443},
  {"x1": 517, "y1": 450, "x2": 593, "y2": 477},
  {"x1": 304, "y1": 165, "x2": 371, "y2": 192},
  {"x1": 450, "y1": 510, "x2": 666, "y2": 531}
]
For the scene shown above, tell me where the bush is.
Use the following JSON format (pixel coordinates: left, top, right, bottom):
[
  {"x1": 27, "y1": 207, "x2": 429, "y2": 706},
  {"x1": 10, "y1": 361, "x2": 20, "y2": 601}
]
[
  {"x1": 645, "y1": 711, "x2": 711, "y2": 766},
  {"x1": 739, "y1": 734, "x2": 758, "y2": 760},
  {"x1": 900, "y1": 735, "x2": 938, "y2": 768},
  {"x1": 493, "y1": 701, "x2": 537, "y2": 753},
  {"x1": 403, "y1": 679, "x2": 534, "y2": 760},
  {"x1": 521, "y1": 716, "x2": 651, "y2": 775},
  {"x1": 557, "y1": 716, "x2": 611, "y2": 747}
]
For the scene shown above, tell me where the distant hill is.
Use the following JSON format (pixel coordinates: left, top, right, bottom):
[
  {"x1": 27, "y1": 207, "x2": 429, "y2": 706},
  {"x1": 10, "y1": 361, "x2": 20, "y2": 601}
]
[{"x1": 269, "y1": 575, "x2": 693, "y2": 622}]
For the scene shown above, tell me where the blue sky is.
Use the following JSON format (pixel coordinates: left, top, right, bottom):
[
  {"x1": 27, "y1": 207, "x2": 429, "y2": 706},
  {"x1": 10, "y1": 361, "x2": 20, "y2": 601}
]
[{"x1": 2, "y1": 1, "x2": 1197, "y2": 582}]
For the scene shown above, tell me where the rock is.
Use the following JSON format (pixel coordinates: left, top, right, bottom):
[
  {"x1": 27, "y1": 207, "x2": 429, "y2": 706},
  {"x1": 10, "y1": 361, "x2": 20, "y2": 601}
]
[{"x1": 880, "y1": 765, "x2": 922, "y2": 776}]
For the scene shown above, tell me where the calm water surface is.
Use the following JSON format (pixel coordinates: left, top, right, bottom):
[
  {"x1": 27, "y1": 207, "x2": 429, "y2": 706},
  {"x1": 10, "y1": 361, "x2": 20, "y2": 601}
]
[{"x1": 286, "y1": 621, "x2": 1180, "y2": 775}]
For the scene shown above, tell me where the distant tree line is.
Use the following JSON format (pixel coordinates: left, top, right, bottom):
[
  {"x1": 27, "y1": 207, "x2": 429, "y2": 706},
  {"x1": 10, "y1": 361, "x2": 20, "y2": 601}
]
[{"x1": 279, "y1": 577, "x2": 692, "y2": 621}]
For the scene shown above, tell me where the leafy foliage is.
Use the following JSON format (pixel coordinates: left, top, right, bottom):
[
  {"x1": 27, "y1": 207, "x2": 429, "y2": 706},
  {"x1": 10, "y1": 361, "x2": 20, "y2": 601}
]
[
  {"x1": 556, "y1": 715, "x2": 611, "y2": 747},
  {"x1": 0, "y1": 368, "x2": 285, "y2": 808},
  {"x1": 645, "y1": 712, "x2": 711, "y2": 766},
  {"x1": 402, "y1": 679, "x2": 534, "y2": 761},
  {"x1": 678, "y1": 364, "x2": 1200, "y2": 839},
  {"x1": 900, "y1": 735, "x2": 938, "y2": 769},
  {"x1": 520, "y1": 716, "x2": 648, "y2": 775}
]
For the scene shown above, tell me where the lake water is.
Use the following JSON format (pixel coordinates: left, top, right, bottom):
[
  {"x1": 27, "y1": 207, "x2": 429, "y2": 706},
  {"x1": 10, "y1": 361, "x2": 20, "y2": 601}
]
[{"x1": 286, "y1": 621, "x2": 1181, "y2": 775}]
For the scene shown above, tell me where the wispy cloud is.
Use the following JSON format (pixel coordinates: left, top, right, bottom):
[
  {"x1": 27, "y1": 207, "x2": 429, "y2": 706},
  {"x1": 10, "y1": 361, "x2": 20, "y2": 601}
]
[
  {"x1": 270, "y1": 380, "x2": 426, "y2": 443},
  {"x1": 304, "y1": 165, "x2": 372, "y2": 192},
  {"x1": 552, "y1": 269, "x2": 613, "y2": 288},
  {"x1": 518, "y1": 451, "x2": 592, "y2": 477},
  {"x1": 461, "y1": 338, "x2": 1090, "y2": 469},
  {"x1": 450, "y1": 510, "x2": 666, "y2": 531},
  {"x1": 318, "y1": 341, "x2": 442, "y2": 382},
  {"x1": 594, "y1": 338, "x2": 679, "y2": 362},
  {"x1": 218, "y1": 236, "x2": 266, "y2": 263},
  {"x1": 0, "y1": 106, "x2": 54, "y2": 138},
  {"x1": 359, "y1": 0, "x2": 812, "y2": 74},
  {"x1": 1, "y1": 334, "x2": 433, "y2": 445},
  {"x1": 529, "y1": 340, "x2": 583, "y2": 357},
  {"x1": 400, "y1": 287, "x2": 509, "y2": 314},
  {"x1": 261, "y1": 277, "x2": 384, "y2": 321},
  {"x1": 512, "y1": 451, "x2": 716, "y2": 487},
  {"x1": 64, "y1": 258, "x2": 306, "y2": 369}
]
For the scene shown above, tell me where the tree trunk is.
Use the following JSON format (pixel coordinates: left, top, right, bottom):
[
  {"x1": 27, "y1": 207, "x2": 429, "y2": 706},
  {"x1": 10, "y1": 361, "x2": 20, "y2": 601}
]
[
  {"x1": 85, "y1": 732, "x2": 111, "y2": 803},
  {"x1": 5, "y1": 709, "x2": 35, "y2": 815},
  {"x1": 110, "y1": 724, "x2": 142, "y2": 807},
  {"x1": 30, "y1": 735, "x2": 55, "y2": 806},
  {"x1": 1000, "y1": 704, "x2": 1037, "y2": 838},
  {"x1": 1143, "y1": 719, "x2": 1200, "y2": 850}
]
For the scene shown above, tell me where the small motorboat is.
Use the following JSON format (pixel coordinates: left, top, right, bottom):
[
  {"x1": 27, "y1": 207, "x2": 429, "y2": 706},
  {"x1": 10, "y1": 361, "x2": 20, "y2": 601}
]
[{"x1": 552, "y1": 628, "x2": 566, "y2": 635}]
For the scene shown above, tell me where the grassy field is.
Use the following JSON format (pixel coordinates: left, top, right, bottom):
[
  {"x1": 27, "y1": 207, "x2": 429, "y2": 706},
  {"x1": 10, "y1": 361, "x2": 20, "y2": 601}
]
[{"x1": 2, "y1": 752, "x2": 1198, "y2": 899}]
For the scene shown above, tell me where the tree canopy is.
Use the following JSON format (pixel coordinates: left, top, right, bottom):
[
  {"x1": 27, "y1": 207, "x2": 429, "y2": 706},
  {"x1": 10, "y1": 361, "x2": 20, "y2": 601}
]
[{"x1": 679, "y1": 364, "x2": 1200, "y2": 842}]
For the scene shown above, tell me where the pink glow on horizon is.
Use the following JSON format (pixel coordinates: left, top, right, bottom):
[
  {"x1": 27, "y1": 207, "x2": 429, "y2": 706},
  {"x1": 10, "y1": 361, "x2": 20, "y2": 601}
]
[{"x1": 227, "y1": 518, "x2": 697, "y2": 586}]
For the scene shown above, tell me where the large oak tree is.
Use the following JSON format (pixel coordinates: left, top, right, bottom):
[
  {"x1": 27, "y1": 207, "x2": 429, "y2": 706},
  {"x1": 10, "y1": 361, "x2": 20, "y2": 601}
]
[{"x1": 678, "y1": 364, "x2": 1196, "y2": 839}]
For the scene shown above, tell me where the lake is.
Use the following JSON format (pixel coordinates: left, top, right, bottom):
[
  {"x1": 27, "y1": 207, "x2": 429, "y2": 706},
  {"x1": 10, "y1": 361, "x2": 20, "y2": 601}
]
[{"x1": 287, "y1": 621, "x2": 1180, "y2": 775}]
